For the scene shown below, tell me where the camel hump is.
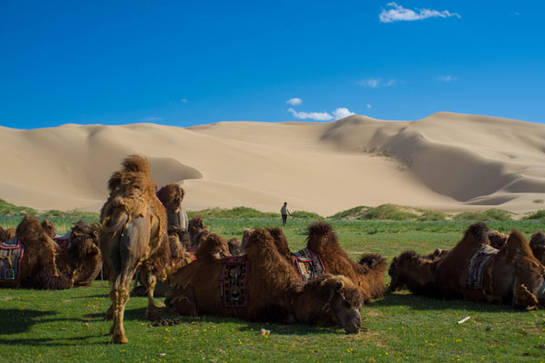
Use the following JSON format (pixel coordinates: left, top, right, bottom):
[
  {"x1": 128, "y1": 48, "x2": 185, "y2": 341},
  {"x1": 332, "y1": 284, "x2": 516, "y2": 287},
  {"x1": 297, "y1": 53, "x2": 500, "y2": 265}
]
[
  {"x1": 505, "y1": 229, "x2": 533, "y2": 254},
  {"x1": 122, "y1": 155, "x2": 151, "y2": 175},
  {"x1": 359, "y1": 253, "x2": 386, "y2": 270},
  {"x1": 307, "y1": 221, "x2": 333, "y2": 237},
  {"x1": 465, "y1": 222, "x2": 489, "y2": 242},
  {"x1": 530, "y1": 232, "x2": 545, "y2": 249},
  {"x1": 16, "y1": 215, "x2": 44, "y2": 241}
]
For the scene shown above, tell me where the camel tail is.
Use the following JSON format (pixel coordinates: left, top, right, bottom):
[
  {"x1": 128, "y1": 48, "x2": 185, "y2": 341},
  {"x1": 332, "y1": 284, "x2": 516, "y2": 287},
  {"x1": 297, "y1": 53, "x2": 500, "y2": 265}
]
[{"x1": 358, "y1": 253, "x2": 387, "y2": 299}]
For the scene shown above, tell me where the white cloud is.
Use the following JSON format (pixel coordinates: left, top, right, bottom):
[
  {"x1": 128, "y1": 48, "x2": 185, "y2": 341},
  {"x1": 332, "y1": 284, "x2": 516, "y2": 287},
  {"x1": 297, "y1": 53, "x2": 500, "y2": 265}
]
[
  {"x1": 379, "y1": 2, "x2": 461, "y2": 23},
  {"x1": 366, "y1": 104, "x2": 372, "y2": 109},
  {"x1": 286, "y1": 97, "x2": 303, "y2": 106},
  {"x1": 357, "y1": 78, "x2": 397, "y2": 88},
  {"x1": 333, "y1": 107, "x2": 355, "y2": 120},
  {"x1": 438, "y1": 75, "x2": 458, "y2": 83},
  {"x1": 180, "y1": 98, "x2": 188, "y2": 103},
  {"x1": 141, "y1": 116, "x2": 164, "y2": 122},
  {"x1": 288, "y1": 108, "x2": 333, "y2": 121}
]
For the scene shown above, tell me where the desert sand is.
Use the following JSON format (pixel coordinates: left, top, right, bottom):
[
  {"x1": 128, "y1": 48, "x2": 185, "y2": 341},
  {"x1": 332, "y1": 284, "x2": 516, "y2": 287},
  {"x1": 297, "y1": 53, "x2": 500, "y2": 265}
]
[{"x1": 0, "y1": 112, "x2": 544, "y2": 216}]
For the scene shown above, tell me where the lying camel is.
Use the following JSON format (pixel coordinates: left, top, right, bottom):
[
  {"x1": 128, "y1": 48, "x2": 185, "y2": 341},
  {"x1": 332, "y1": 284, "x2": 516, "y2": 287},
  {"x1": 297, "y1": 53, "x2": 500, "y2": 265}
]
[
  {"x1": 303, "y1": 222, "x2": 386, "y2": 301},
  {"x1": 389, "y1": 223, "x2": 545, "y2": 309},
  {"x1": 0, "y1": 216, "x2": 102, "y2": 289},
  {"x1": 166, "y1": 229, "x2": 363, "y2": 333}
]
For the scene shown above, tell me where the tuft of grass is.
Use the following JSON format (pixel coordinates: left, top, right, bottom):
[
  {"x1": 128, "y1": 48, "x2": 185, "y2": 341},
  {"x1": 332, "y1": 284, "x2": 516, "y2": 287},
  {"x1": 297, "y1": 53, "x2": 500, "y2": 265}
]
[
  {"x1": 453, "y1": 209, "x2": 514, "y2": 222},
  {"x1": 188, "y1": 207, "x2": 278, "y2": 219},
  {"x1": 533, "y1": 199, "x2": 544, "y2": 204},
  {"x1": 290, "y1": 210, "x2": 322, "y2": 219},
  {"x1": 523, "y1": 209, "x2": 545, "y2": 220}
]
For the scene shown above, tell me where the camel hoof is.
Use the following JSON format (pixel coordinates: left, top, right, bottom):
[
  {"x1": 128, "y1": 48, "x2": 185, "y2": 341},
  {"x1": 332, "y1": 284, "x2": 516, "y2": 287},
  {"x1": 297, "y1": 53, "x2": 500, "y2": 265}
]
[{"x1": 112, "y1": 335, "x2": 128, "y2": 344}]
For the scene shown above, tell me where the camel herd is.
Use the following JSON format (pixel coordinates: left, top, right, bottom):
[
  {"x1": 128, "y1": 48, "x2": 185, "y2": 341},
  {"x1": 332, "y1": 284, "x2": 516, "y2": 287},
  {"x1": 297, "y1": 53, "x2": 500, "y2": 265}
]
[{"x1": 1, "y1": 154, "x2": 545, "y2": 345}]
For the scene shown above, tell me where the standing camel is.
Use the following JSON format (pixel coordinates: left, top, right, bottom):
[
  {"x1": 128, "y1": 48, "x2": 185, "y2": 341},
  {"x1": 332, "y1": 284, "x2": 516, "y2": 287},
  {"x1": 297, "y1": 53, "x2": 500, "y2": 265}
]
[{"x1": 99, "y1": 155, "x2": 170, "y2": 344}]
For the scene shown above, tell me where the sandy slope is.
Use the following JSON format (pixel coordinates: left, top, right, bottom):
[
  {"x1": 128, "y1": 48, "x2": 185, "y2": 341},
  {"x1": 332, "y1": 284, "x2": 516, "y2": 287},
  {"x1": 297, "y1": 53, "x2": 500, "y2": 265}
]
[{"x1": 0, "y1": 112, "x2": 544, "y2": 216}]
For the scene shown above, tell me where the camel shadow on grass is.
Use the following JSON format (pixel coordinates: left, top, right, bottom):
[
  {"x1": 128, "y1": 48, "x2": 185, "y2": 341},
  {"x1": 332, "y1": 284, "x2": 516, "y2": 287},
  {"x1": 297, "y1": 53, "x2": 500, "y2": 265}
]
[{"x1": 86, "y1": 307, "x2": 351, "y2": 336}]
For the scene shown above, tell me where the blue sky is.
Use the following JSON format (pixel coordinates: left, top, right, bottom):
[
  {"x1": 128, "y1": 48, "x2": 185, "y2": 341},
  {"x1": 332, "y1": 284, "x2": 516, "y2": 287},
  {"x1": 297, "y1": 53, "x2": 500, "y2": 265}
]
[{"x1": 1, "y1": 1, "x2": 544, "y2": 129}]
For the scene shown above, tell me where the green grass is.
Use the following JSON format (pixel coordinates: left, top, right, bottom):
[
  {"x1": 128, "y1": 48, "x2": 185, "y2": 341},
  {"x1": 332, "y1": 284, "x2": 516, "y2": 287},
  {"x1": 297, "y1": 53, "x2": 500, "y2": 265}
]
[{"x1": 2, "y1": 213, "x2": 545, "y2": 362}]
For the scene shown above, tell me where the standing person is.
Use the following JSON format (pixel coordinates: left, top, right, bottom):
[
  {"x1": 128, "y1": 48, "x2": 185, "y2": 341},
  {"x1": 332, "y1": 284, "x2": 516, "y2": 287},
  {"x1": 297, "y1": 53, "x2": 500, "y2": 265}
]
[{"x1": 280, "y1": 202, "x2": 291, "y2": 226}]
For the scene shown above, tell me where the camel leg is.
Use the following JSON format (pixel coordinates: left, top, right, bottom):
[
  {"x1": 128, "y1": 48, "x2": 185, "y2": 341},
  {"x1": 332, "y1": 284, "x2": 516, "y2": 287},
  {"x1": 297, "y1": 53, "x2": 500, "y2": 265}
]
[
  {"x1": 144, "y1": 271, "x2": 160, "y2": 321},
  {"x1": 513, "y1": 284, "x2": 539, "y2": 310},
  {"x1": 111, "y1": 269, "x2": 134, "y2": 344}
]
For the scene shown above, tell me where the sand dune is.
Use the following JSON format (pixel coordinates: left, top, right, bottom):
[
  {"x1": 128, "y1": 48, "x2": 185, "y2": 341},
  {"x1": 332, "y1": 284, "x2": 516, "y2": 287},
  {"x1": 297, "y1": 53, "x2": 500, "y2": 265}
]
[{"x1": 0, "y1": 112, "x2": 544, "y2": 216}]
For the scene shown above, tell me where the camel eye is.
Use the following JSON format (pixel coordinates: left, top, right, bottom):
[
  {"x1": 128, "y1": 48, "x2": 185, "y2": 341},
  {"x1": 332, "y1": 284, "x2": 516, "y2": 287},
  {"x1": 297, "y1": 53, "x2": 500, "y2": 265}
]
[{"x1": 343, "y1": 300, "x2": 351, "y2": 308}]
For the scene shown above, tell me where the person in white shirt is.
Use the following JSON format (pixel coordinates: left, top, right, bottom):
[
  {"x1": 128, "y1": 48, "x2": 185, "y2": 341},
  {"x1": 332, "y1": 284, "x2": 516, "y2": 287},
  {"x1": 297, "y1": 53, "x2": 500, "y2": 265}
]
[{"x1": 280, "y1": 202, "x2": 291, "y2": 226}]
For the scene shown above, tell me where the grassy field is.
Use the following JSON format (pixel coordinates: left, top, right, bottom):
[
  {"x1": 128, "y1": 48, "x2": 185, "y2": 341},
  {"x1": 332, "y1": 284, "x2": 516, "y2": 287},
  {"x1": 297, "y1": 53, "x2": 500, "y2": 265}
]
[{"x1": 2, "y1": 208, "x2": 545, "y2": 362}]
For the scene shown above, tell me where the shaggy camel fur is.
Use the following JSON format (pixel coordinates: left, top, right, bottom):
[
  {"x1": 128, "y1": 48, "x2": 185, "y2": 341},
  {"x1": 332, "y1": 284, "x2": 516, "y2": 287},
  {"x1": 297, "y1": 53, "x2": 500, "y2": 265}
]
[
  {"x1": 157, "y1": 184, "x2": 190, "y2": 248},
  {"x1": 41, "y1": 219, "x2": 56, "y2": 239},
  {"x1": 0, "y1": 226, "x2": 16, "y2": 241},
  {"x1": 390, "y1": 223, "x2": 545, "y2": 309},
  {"x1": 227, "y1": 237, "x2": 243, "y2": 256},
  {"x1": 187, "y1": 215, "x2": 209, "y2": 248},
  {"x1": 100, "y1": 155, "x2": 171, "y2": 344},
  {"x1": 2, "y1": 215, "x2": 72, "y2": 289},
  {"x1": 488, "y1": 230, "x2": 508, "y2": 250},
  {"x1": 305, "y1": 222, "x2": 386, "y2": 301},
  {"x1": 530, "y1": 232, "x2": 545, "y2": 265},
  {"x1": 55, "y1": 221, "x2": 103, "y2": 287},
  {"x1": 1, "y1": 216, "x2": 103, "y2": 289},
  {"x1": 166, "y1": 229, "x2": 363, "y2": 333}
]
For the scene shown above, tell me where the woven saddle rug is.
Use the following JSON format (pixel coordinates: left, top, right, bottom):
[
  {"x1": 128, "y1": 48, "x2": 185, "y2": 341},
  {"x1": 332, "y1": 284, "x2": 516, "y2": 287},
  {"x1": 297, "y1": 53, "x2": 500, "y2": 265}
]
[
  {"x1": 221, "y1": 255, "x2": 250, "y2": 308},
  {"x1": 0, "y1": 237, "x2": 24, "y2": 287},
  {"x1": 293, "y1": 248, "x2": 326, "y2": 281},
  {"x1": 466, "y1": 245, "x2": 499, "y2": 289}
]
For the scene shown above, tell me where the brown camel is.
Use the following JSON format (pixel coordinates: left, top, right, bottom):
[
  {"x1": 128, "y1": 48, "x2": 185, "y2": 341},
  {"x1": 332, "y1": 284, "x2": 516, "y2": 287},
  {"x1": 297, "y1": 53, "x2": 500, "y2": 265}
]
[
  {"x1": 389, "y1": 223, "x2": 545, "y2": 309},
  {"x1": 530, "y1": 232, "x2": 545, "y2": 265},
  {"x1": 1, "y1": 216, "x2": 103, "y2": 289},
  {"x1": 187, "y1": 215, "x2": 209, "y2": 249},
  {"x1": 157, "y1": 184, "x2": 190, "y2": 248},
  {"x1": 100, "y1": 155, "x2": 172, "y2": 344},
  {"x1": 304, "y1": 222, "x2": 386, "y2": 301},
  {"x1": 41, "y1": 219, "x2": 56, "y2": 239},
  {"x1": 166, "y1": 229, "x2": 363, "y2": 333},
  {"x1": 54, "y1": 221, "x2": 103, "y2": 287},
  {"x1": 1, "y1": 215, "x2": 71, "y2": 289},
  {"x1": 488, "y1": 230, "x2": 508, "y2": 250}
]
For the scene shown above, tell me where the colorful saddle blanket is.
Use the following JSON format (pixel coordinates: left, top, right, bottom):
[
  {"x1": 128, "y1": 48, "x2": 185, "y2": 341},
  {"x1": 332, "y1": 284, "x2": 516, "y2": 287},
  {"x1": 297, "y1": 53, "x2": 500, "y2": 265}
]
[
  {"x1": 186, "y1": 246, "x2": 198, "y2": 262},
  {"x1": 0, "y1": 237, "x2": 24, "y2": 287},
  {"x1": 293, "y1": 248, "x2": 325, "y2": 281},
  {"x1": 221, "y1": 255, "x2": 250, "y2": 308},
  {"x1": 466, "y1": 245, "x2": 499, "y2": 289}
]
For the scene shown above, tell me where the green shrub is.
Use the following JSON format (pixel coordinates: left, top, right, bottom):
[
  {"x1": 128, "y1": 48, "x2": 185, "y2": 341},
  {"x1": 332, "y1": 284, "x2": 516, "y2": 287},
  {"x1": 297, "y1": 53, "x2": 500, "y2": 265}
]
[
  {"x1": 453, "y1": 209, "x2": 513, "y2": 222},
  {"x1": 523, "y1": 210, "x2": 545, "y2": 220}
]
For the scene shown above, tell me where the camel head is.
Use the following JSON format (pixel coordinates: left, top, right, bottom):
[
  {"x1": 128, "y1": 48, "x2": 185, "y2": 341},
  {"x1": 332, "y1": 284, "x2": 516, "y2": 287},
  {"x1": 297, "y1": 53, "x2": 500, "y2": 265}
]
[
  {"x1": 303, "y1": 274, "x2": 363, "y2": 334},
  {"x1": 157, "y1": 184, "x2": 185, "y2": 213},
  {"x1": 488, "y1": 230, "x2": 508, "y2": 250},
  {"x1": 389, "y1": 251, "x2": 437, "y2": 293},
  {"x1": 530, "y1": 232, "x2": 545, "y2": 264},
  {"x1": 195, "y1": 233, "x2": 230, "y2": 261},
  {"x1": 41, "y1": 219, "x2": 56, "y2": 239}
]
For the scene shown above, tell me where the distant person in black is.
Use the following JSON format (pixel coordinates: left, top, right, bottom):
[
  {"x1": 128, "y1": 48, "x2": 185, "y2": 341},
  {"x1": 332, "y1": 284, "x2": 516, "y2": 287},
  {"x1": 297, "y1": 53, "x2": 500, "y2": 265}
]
[{"x1": 281, "y1": 202, "x2": 291, "y2": 226}]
